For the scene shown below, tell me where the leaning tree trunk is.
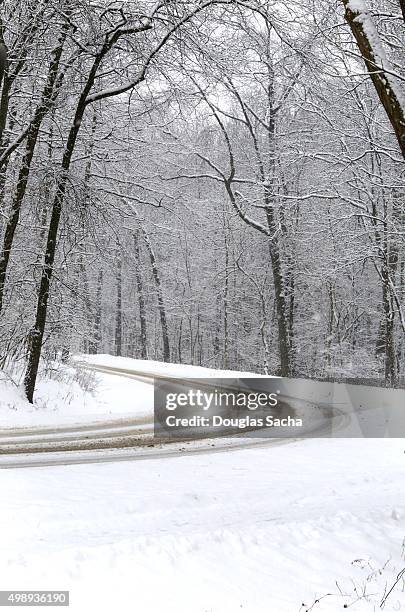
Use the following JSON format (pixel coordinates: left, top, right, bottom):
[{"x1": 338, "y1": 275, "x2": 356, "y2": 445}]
[
  {"x1": 24, "y1": 90, "x2": 90, "y2": 402},
  {"x1": 0, "y1": 71, "x2": 11, "y2": 209},
  {"x1": 341, "y1": 0, "x2": 405, "y2": 159}
]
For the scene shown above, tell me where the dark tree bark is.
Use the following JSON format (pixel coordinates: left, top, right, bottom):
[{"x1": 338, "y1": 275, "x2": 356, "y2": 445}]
[
  {"x1": 223, "y1": 233, "x2": 230, "y2": 370},
  {"x1": 94, "y1": 270, "x2": 103, "y2": 353},
  {"x1": 79, "y1": 111, "x2": 97, "y2": 354},
  {"x1": 380, "y1": 220, "x2": 399, "y2": 384},
  {"x1": 381, "y1": 261, "x2": 396, "y2": 384},
  {"x1": 0, "y1": 42, "x2": 7, "y2": 94},
  {"x1": 263, "y1": 63, "x2": 292, "y2": 377},
  {"x1": 133, "y1": 231, "x2": 148, "y2": 360},
  {"x1": 399, "y1": 0, "x2": 405, "y2": 25},
  {"x1": 177, "y1": 317, "x2": 183, "y2": 363},
  {"x1": 341, "y1": 0, "x2": 405, "y2": 159},
  {"x1": 115, "y1": 253, "x2": 123, "y2": 357}
]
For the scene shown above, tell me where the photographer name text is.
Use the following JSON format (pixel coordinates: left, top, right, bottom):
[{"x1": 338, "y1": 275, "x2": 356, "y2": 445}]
[{"x1": 165, "y1": 414, "x2": 303, "y2": 429}]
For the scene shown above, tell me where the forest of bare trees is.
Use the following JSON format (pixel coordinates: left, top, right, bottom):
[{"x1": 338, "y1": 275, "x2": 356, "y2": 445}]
[{"x1": 0, "y1": 0, "x2": 404, "y2": 401}]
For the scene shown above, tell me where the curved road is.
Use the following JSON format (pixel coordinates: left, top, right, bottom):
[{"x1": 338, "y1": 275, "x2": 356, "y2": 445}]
[{"x1": 0, "y1": 362, "x2": 349, "y2": 469}]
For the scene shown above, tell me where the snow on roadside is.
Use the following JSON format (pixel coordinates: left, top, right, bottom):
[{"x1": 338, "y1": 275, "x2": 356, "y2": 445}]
[
  {"x1": 0, "y1": 358, "x2": 153, "y2": 428},
  {"x1": 76, "y1": 353, "x2": 267, "y2": 378},
  {"x1": 0, "y1": 355, "x2": 266, "y2": 429},
  {"x1": 0, "y1": 438, "x2": 404, "y2": 611}
]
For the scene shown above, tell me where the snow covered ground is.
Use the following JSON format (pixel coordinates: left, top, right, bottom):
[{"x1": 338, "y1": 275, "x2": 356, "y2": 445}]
[
  {"x1": 0, "y1": 362, "x2": 151, "y2": 428},
  {"x1": 0, "y1": 438, "x2": 404, "y2": 611}
]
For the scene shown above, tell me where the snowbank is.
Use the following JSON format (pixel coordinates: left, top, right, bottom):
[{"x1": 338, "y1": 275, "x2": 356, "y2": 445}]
[{"x1": 0, "y1": 360, "x2": 152, "y2": 428}]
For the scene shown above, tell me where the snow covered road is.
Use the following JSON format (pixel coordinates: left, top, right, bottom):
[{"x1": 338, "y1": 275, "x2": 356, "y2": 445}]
[{"x1": 0, "y1": 361, "x2": 346, "y2": 468}]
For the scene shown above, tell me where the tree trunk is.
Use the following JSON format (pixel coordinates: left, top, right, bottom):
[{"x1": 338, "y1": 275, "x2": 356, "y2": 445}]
[
  {"x1": 24, "y1": 105, "x2": 86, "y2": 402},
  {"x1": 0, "y1": 42, "x2": 7, "y2": 92},
  {"x1": 141, "y1": 227, "x2": 170, "y2": 362},
  {"x1": 0, "y1": 75, "x2": 11, "y2": 147},
  {"x1": 94, "y1": 270, "x2": 103, "y2": 353},
  {"x1": 381, "y1": 261, "x2": 396, "y2": 384},
  {"x1": 400, "y1": 0, "x2": 405, "y2": 24},
  {"x1": 133, "y1": 231, "x2": 148, "y2": 360},
  {"x1": 115, "y1": 253, "x2": 123, "y2": 357},
  {"x1": 266, "y1": 238, "x2": 291, "y2": 377},
  {"x1": 223, "y1": 234, "x2": 230, "y2": 370},
  {"x1": 263, "y1": 60, "x2": 292, "y2": 377},
  {"x1": 177, "y1": 318, "x2": 183, "y2": 363}
]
